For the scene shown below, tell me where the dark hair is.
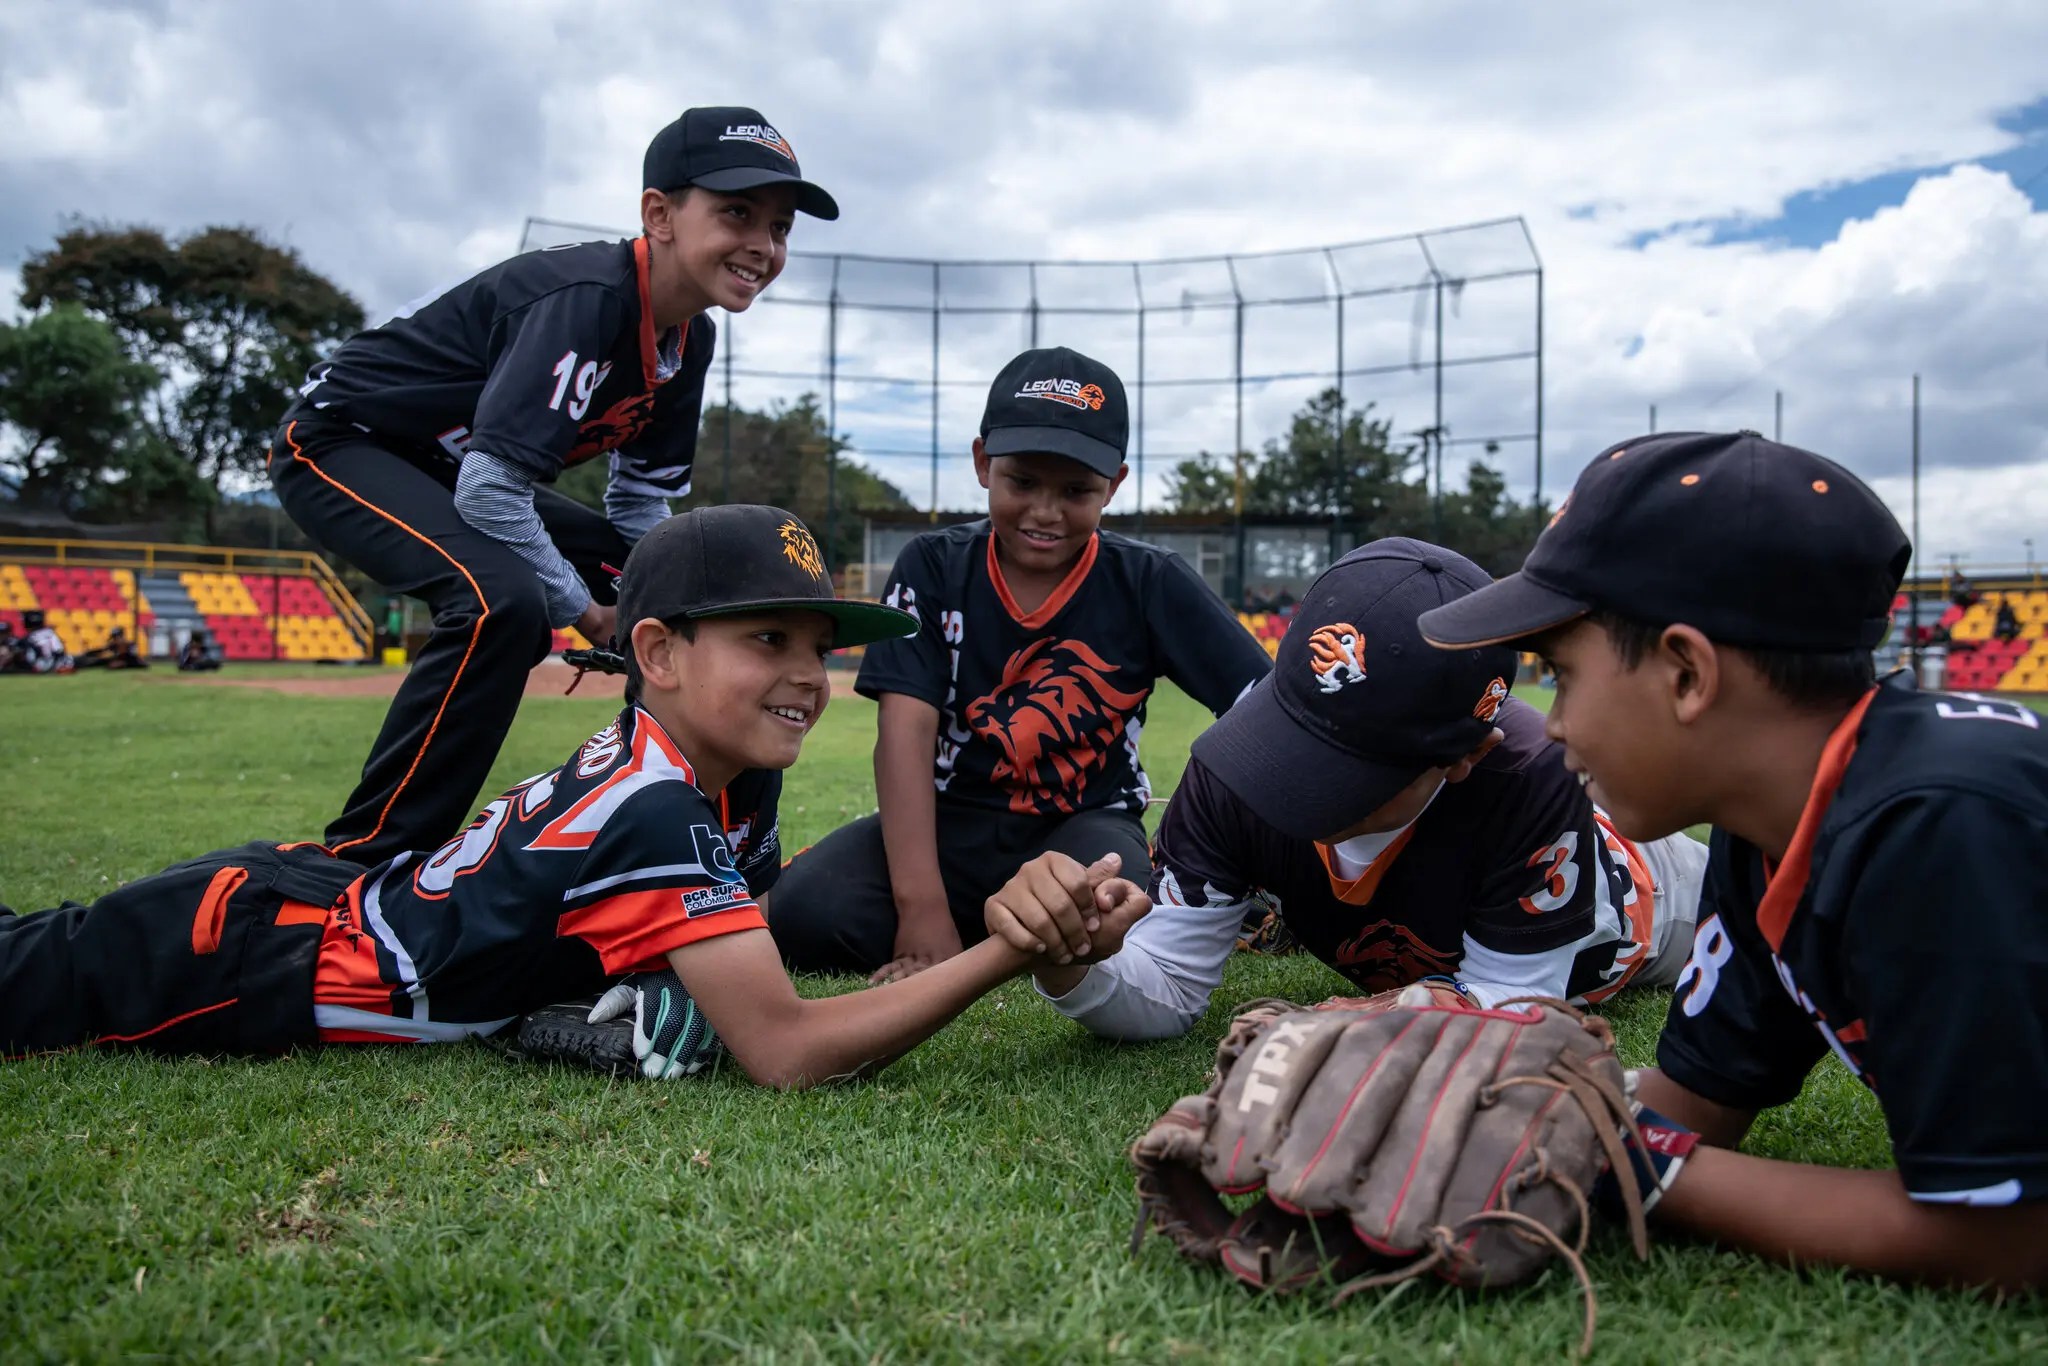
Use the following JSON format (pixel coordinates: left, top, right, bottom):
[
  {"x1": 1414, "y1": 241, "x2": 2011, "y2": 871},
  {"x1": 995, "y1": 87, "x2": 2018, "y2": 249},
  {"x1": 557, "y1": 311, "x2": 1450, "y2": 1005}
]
[
  {"x1": 622, "y1": 614, "x2": 696, "y2": 701},
  {"x1": 1590, "y1": 609, "x2": 1874, "y2": 709}
]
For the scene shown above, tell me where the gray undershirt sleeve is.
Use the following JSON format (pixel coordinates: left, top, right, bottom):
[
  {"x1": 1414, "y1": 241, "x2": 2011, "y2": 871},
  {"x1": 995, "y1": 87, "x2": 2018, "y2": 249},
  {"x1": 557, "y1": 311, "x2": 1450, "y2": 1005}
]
[
  {"x1": 452, "y1": 450, "x2": 592, "y2": 629},
  {"x1": 603, "y1": 482, "x2": 671, "y2": 544}
]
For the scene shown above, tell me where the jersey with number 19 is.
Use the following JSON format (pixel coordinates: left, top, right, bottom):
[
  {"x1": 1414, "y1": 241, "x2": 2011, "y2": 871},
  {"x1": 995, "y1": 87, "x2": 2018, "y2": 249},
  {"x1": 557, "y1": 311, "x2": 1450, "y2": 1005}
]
[
  {"x1": 1658, "y1": 685, "x2": 2048, "y2": 1206},
  {"x1": 296, "y1": 237, "x2": 712, "y2": 496}
]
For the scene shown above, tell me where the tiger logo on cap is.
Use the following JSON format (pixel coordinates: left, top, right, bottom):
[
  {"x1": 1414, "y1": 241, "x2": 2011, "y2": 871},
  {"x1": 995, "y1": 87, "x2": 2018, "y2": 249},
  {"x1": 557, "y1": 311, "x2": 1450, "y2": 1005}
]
[
  {"x1": 1473, "y1": 676, "x2": 1509, "y2": 722},
  {"x1": 778, "y1": 518, "x2": 825, "y2": 581},
  {"x1": 1306, "y1": 623, "x2": 1367, "y2": 694}
]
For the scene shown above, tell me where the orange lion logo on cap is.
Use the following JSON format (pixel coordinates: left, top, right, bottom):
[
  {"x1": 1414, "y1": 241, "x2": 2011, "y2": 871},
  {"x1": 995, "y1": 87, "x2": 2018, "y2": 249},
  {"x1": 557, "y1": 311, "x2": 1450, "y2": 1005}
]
[
  {"x1": 1078, "y1": 383, "x2": 1105, "y2": 411},
  {"x1": 778, "y1": 518, "x2": 825, "y2": 581},
  {"x1": 1306, "y1": 623, "x2": 1367, "y2": 694},
  {"x1": 1473, "y1": 676, "x2": 1509, "y2": 722}
]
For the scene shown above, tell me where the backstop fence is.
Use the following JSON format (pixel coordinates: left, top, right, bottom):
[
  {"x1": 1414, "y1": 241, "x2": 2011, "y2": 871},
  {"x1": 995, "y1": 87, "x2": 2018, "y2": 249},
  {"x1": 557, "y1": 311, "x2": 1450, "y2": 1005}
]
[{"x1": 519, "y1": 216, "x2": 1545, "y2": 562}]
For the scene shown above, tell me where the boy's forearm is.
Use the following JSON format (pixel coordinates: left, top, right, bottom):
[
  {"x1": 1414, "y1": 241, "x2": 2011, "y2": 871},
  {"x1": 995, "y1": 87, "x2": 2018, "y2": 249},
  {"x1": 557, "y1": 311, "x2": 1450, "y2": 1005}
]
[
  {"x1": 774, "y1": 937, "x2": 1031, "y2": 1087},
  {"x1": 874, "y1": 705, "x2": 949, "y2": 916},
  {"x1": 1655, "y1": 1147, "x2": 2048, "y2": 1293}
]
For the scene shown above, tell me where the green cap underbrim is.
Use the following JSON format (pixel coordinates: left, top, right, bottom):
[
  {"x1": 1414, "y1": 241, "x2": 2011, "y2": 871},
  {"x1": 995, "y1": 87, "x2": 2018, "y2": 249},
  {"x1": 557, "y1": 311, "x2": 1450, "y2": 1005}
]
[{"x1": 685, "y1": 598, "x2": 919, "y2": 649}]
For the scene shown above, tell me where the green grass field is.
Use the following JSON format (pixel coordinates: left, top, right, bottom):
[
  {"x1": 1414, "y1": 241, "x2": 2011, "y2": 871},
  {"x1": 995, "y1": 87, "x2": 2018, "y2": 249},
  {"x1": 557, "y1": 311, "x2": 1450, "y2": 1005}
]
[{"x1": 3, "y1": 670, "x2": 2043, "y2": 1363}]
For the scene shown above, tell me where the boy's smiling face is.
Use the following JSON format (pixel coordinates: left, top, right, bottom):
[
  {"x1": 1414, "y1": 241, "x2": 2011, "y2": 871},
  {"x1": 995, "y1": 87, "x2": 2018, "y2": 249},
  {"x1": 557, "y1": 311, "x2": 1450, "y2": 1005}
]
[
  {"x1": 645, "y1": 184, "x2": 797, "y2": 317},
  {"x1": 633, "y1": 609, "x2": 833, "y2": 791},
  {"x1": 973, "y1": 446, "x2": 1126, "y2": 577},
  {"x1": 1535, "y1": 617, "x2": 1696, "y2": 842}
]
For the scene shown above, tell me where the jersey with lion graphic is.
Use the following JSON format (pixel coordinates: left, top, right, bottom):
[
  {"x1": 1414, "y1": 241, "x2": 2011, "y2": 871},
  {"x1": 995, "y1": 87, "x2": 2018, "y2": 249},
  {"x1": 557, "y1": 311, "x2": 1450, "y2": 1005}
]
[{"x1": 856, "y1": 521, "x2": 1271, "y2": 816}]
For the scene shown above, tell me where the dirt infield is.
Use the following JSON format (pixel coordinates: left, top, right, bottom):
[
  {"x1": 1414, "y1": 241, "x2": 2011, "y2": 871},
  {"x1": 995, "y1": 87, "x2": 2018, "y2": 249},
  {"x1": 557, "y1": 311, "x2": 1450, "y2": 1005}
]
[{"x1": 174, "y1": 658, "x2": 598, "y2": 700}]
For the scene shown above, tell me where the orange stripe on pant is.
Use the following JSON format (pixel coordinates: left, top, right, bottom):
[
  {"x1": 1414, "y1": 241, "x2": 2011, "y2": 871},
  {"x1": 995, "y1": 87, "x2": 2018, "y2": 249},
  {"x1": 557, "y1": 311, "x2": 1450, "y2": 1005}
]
[
  {"x1": 281, "y1": 420, "x2": 493, "y2": 858},
  {"x1": 190, "y1": 866, "x2": 249, "y2": 955}
]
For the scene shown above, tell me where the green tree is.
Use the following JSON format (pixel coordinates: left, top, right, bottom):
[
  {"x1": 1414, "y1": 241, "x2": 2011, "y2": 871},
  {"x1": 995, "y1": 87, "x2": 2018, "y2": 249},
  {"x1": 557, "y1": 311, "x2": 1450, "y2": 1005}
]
[
  {"x1": 0, "y1": 304, "x2": 158, "y2": 509},
  {"x1": 20, "y1": 222, "x2": 364, "y2": 532},
  {"x1": 1160, "y1": 387, "x2": 1545, "y2": 574},
  {"x1": 1164, "y1": 390, "x2": 1424, "y2": 530},
  {"x1": 554, "y1": 393, "x2": 912, "y2": 576}
]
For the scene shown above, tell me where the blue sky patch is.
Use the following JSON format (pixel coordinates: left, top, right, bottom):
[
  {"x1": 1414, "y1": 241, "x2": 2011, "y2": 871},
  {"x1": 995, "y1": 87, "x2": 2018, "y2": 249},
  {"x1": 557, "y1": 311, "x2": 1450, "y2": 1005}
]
[{"x1": 1631, "y1": 96, "x2": 2048, "y2": 252}]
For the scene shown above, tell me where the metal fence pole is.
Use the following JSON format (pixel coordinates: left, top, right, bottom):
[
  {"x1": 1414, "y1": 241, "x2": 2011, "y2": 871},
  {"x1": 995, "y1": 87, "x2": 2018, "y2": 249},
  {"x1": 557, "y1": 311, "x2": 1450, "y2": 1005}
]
[
  {"x1": 1324, "y1": 247, "x2": 1347, "y2": 543},
  {"x1": 1226, "y1": 253, "x2": 1247, "y2": 601},
  {"x1": 827, "y1": 257, "x2": 841, "y2": 564},
  {"x1": 930, "y1": 262, "x2": 941, "y2": 521},
  {"x1": 1028, "y1": 263, "x2": 1040, "y2": 349},
  {"x1": 1133, "y1": 262, "x2": 1146, "y2": 536},
  {"x1": 1910, "y1": 373, "x2": 1922, "y2": 678},
  {"x1": 1534, "y1": 263, "x2": 1545, "y2": 528}
]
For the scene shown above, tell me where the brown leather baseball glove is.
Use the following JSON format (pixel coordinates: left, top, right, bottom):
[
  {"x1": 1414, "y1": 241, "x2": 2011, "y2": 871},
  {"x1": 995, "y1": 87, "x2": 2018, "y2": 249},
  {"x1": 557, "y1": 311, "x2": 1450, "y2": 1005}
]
[{"x1": 1129, "y1": 992, "x2": 1650, "y2": 1356}]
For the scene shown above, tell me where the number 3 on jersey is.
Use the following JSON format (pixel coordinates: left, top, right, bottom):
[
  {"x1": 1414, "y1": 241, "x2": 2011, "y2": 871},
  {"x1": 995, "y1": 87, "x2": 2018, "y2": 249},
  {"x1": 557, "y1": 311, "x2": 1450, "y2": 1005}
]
[
  {"x1": 1519, "y1": 831, "x2": 1581, "y2": 914},
  {"x1": 548, "y1": 350, "x2": 611, "y2": 422}
]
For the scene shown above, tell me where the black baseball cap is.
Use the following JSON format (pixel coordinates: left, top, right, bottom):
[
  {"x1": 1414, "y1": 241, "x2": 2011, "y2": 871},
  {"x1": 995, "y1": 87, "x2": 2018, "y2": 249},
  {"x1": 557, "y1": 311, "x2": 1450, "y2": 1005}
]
[
  {"x1": 1191, "y1": 538, "x2": 1519, "y2": 841},
  {"x1": 616, "y1": 505, "x2": 914, "y2": 648},
  {"x1": 979, "y1": 347, "x2": 1129, "y2": 478},
  {"x1": 1419, "y1": 431, "x2": 1911, "y2": 652},
  {"x1": 643, "y1": 106, "x2": 839, "y2": 220}
]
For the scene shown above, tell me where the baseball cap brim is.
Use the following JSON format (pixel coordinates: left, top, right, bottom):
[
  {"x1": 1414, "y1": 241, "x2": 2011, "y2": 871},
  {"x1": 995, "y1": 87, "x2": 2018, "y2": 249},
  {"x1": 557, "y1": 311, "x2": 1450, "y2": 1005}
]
[
  {"x1": 688, "y1": 167, "x2": 840, "y2": 220},
  {"x1": 686, "y1": 597, "x2": 915, "y2": 649},
  {"x1": 982, "y1": 426, "x2": 1125, "y2": 479},
  {"x1": 1416, "y1": 570, "x2": 1590, "y2": 649},
  {"x1": 1189, "y1": 675, "x2": 1433, "y2": 842}
]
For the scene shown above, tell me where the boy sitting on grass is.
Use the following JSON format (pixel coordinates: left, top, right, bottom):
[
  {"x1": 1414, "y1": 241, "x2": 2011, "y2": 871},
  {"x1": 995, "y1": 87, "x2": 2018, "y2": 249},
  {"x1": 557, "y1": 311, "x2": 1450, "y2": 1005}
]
[
  {"x1": 1420, "y1": 430, "x2": 2048, "y2": 1291},
  {"x1": 0, "y1": 506, "x2": 1151, "y2": 1089},
  {"x1": 767, "y1": 347, "x2": 1272, "y2": 983}
]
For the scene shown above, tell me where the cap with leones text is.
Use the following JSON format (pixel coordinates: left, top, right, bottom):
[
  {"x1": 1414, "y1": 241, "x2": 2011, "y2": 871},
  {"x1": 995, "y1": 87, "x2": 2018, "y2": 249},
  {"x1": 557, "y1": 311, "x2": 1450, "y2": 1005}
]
[
  {"x1": 1191, "y1": 538, "x2": 1519, "y2": 842},
  {"x1": 616, "y1": 505, "x2": 914, "y2": 648},
  {"x1": 1418, "y1": 431, "x2": 1911, "y2": 652},
  {"x1": 979, "y1": 347, "x2": 1129, "y2": 479},
  {"x1": 643, "y1": 106, "x2": 839, "y2": 220}
]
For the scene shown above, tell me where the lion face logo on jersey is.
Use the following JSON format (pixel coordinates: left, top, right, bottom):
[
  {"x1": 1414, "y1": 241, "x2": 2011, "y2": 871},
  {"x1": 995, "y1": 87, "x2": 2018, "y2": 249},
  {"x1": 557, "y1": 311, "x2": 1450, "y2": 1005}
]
[
  {"x1": 778, "y1": 519, "x2": 826, "y2": 581},
  {"x1": 965, "y1": 638, "x2": 1149, "y2": 815},
  {"x1": 567, "y1": 392, "x2": 657, "y2": 465},
  {"x1": 1306, "y1": 622, "x2": 1367, "y2": 694},
  {"x1": 1333, "y1": 919, "x2": 1460, "y2": 993},
  {"x1": 1472, "y1": 676, "x2": 1509, "y2": 722}
]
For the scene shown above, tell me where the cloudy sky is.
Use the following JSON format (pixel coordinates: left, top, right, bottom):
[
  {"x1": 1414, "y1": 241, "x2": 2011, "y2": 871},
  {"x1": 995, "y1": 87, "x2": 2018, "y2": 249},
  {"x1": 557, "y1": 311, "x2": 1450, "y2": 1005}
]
[{"x1": 5, "y1": 0, "x2": 2046, "y2": 572}]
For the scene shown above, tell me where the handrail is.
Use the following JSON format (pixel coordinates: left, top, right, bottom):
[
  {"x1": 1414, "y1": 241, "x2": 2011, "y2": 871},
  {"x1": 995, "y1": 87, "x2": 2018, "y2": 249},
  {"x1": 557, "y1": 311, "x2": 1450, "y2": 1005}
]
[{"x1": 0, "y1": 535, "x2": 375, "y2": 658}]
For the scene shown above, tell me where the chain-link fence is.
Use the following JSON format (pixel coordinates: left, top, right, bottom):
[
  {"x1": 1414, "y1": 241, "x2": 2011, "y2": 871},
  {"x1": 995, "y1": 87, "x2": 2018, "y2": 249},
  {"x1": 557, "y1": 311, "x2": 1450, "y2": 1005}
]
[{"x1": 520, "y1": 217, "x2": 1544, "y2": 555}]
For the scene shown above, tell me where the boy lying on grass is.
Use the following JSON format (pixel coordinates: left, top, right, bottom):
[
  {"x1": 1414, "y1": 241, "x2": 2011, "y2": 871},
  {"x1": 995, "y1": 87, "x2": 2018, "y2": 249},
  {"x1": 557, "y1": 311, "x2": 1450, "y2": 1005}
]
[{"x1": 0, "y1": 506, "x2": 1151, "y2": 1088}]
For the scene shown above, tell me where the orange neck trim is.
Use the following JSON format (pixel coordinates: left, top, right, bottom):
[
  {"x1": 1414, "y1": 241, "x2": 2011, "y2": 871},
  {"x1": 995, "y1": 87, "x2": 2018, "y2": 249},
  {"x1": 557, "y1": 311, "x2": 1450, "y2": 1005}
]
[
  {"x1": 986, "y1": 531, "x2": 1099, "y2": 631},
  {"x1": 1755, "y1": 689, "x2": 1878, "y2": 952},
  {"x1": 1314, "y1": 824, "x2": 1420, "y2": 908}
]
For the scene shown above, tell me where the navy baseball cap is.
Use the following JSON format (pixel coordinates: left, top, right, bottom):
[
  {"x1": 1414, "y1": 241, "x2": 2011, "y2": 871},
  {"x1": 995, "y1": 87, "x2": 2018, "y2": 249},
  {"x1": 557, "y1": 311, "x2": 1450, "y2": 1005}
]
[
  {"x1": 979, "y1": 347, "x2": 1129, "y2": 478},
  {"x1": 1418, "y1": 431, "x2": 1911, "y2": 652},
  {"x1": 1192, "y1": 539, "x2": 1519, "y2": 841},
  {"x1": 617, "y1": 505, "x2": 914, "y2": 648},
  {"x1": 643, "y1": 106, "x2": 839, "y2": 220}
]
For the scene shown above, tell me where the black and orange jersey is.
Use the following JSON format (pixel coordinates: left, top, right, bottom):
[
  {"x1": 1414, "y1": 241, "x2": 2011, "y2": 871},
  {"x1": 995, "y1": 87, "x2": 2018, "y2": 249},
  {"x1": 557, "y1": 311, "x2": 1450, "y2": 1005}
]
[
  {"x1": 1151, "y1": 699, "x2": 1660, "y2": 999},
  {"x1": 310, "y1": 703, "x2": 779, "y2": 1041},
  {"x1": 856, "y1": 521, "x2": 1271, "y2": 816},
  {"x1": 296, "y1": 237, "x2": 712, "y2": 493},
  {"x1": 1658, "y1": 685, "x2": 2048, "y2": 1205}
]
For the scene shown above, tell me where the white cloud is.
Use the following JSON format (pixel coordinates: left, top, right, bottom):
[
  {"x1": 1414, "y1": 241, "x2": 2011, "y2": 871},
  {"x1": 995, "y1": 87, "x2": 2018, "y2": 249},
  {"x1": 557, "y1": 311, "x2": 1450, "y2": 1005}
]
[{"x1": 1, "y1": 0, "x2": 2044, "y2": 569}]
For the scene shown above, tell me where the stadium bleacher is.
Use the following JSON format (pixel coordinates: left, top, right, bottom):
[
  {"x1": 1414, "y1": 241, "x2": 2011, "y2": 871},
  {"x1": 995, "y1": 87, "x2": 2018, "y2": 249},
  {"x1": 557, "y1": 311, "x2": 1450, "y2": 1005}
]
[
  {"x1": 1, "y1": 542, "x2": 372, "y2": 663},
  {"x1": 1239, "y1": 610, "x2": 1291, "y2": 657}
]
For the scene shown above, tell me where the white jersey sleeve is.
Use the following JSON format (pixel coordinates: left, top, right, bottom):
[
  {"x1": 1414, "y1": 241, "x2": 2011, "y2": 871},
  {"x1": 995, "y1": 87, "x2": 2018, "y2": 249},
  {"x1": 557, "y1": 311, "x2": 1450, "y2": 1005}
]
[{"x1": 1035, "y1": 865, "x2": 1247, "y2": 1041}]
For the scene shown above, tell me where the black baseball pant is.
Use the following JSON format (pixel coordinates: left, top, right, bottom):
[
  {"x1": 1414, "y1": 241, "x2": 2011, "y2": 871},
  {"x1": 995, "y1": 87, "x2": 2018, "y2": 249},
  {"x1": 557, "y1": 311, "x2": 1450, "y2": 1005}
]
[
  {"x1": 0, "y1": 842, "x2": 363, "y2": 1058},
  {"x1": 271, "y1": 411, "x2": 629, "y2": 865},
  {"x1": 766, "y1": 801, "x2": 1152, "y2": 973}
]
